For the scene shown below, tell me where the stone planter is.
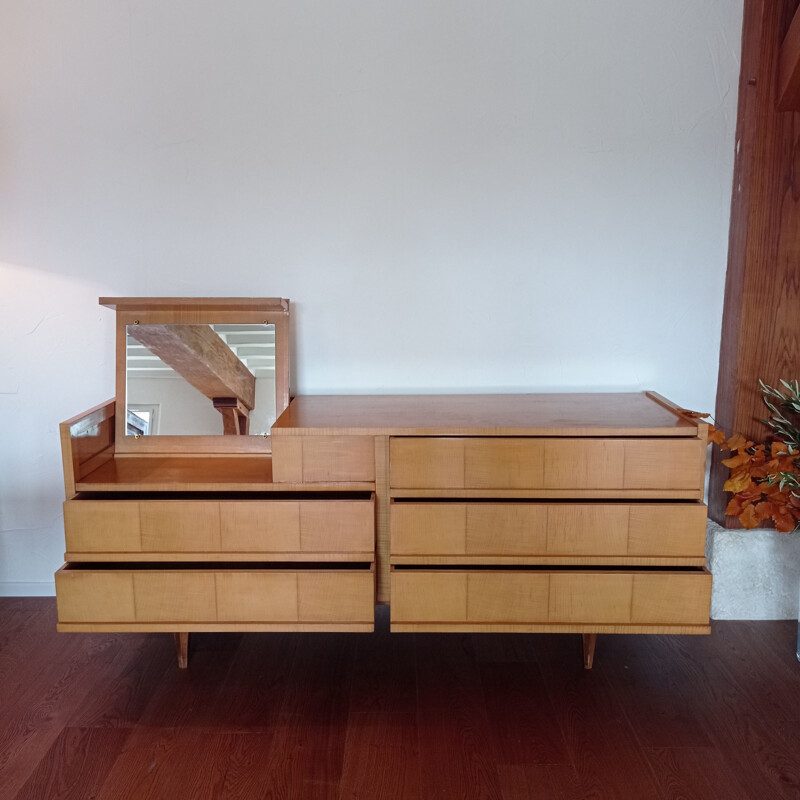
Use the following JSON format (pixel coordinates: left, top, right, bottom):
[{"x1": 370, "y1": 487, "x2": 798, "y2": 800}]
[{"x1": 706, "y1": 519, "x2": 800, "y2": 620}]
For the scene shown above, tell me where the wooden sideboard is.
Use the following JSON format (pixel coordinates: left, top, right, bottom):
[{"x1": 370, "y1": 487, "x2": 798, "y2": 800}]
[
  {"x1": 55, "y1": 300, "x2": 711, "y2": 669},
  {"x1": 270, "y1": 392, "x2": 711, "y2": 667}
]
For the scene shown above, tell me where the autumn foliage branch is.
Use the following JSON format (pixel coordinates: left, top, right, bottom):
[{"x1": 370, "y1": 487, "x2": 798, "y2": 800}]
[{"x1": 709, "y1": 379, "x2": 800, "y2": 532}]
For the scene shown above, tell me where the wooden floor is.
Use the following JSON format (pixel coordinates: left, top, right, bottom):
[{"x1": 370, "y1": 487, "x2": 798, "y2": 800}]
[{"x1": 1, "y1": 599, "x2": 799, "y2": 800}]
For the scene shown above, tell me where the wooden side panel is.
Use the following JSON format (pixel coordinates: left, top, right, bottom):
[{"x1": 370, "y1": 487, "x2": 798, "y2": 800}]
[
  {"x1": 63, "y1": 501, "x2": 141, "y2": 552},
  {"x1": 55, "y1": 570, "x2": 135, "y2": 623},
  {"x1": 270, "y1": 436, "x2": 304, "y2": 482},
  {"x1": 622, "y1": 440, "x2": 706, "y2": 491},
  {"x1": 216, "y1": 572, "x2": 298, "y2": 621},
  {"x1": 300, "y1": 500, "x2": 374, "y2": 553},
  {"x1": 140, "y1": 501, "x2": 221, "y2": 552},
  {"x1": 546, "y1": 504, "x2": 629, "y2": 556},
  {"x1": 297, "y1": 571, "x2": 375, "y2": 622},
  {"x1": 543, "y1": 440, "x2": 625, "y2": 489},
  {"x1": 391, "y1": 503, "x2": 468, "y2": 555},
  {"x1": 133, "y1": 573, "x2": 216, "y2": 622},
  {"x1": 390, "y1": 438, "x2": 464, "y2": 488},
  {"x1": 631, "y1": 572, "x2": 712, "y2": 625},
  {"x1": 628, "y1": 504, "x2": 708, "y2": 557},
  {"x1": 466, "y1": 572, "x2": 549, "y2": 623},
  {"x1": 548, "y1": 573, "x2": 634, "y2": 624},
  {"x1": 391, "y1": 571, "x2": 467, "y2": 622},
  {"x1": 464, "y1": 439, "x2": 544, "y2": 489},
  {"x1": 467, "y1": 504, "x2": 548, "y2": 554},
  {"x1": 220, "y1": 501, "x2": 301, "y2": 552}
]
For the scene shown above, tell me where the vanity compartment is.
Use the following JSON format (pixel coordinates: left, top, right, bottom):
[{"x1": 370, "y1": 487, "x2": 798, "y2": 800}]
[
  {"x1": 389, "y1": 437, "x2": 706, "y2": 496},
  {"x1": 64, "y1": 494, "x2": 375, "y2": 560},
  {"x1": 55, "y1": 562, "x2": 375, "y2": 630},
  {"x1": 390, "y1": 501, "x2": 708, "y2": 563},
  {"x1": 272, "y1": 435, "x2": 376, "y2": 483},
  {"x1": 390, "y1": 567, "x2": 712, "y2": 631}
]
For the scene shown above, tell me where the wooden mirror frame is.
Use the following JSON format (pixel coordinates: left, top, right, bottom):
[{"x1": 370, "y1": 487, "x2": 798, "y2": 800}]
[{"x1": 101, "y1": 298, "x2": 290, "y2": 455}]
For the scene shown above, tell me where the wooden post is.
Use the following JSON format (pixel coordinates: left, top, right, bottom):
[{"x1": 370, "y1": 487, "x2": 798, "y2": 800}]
[
  {"x1": 174, "y1": 632, "x2": 189, "y2": 669},
  {"x1": 582, "y1": 633, "x2": 597, "y2": 670},
  {"x1": 710, "y1": 0, "x2": 800, "y2": 525}
]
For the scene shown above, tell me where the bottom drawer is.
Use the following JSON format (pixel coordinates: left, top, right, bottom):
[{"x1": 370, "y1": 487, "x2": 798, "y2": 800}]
[
  {"x1": 56, "y1": 563, "x2": 374, "y2": 632},
  {"x1": 390, "y1": 567, "x2": 711, "y2": 633}
]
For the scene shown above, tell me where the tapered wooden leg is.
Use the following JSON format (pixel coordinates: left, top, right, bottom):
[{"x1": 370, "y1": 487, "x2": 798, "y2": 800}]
[
  {"x1": 582, "y1": 633, "x2": 597, "y2": 670},
  {"x1": 174, "y1": 632, "x2": 189, "y2": 669}
]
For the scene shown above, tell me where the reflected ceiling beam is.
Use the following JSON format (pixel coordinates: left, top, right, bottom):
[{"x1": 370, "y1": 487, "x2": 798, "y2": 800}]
[
  {"x1": 778, "y1": 3, "x2": 800, "y2": 109},
  {"x1": 128, "y1": 324, "x2": 256, "y2": 410}
]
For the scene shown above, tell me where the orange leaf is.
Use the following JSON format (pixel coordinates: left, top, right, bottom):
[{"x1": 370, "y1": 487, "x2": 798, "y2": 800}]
[
  {"x1": 724, "y1": 433, "x2": 753, "y2": 451},
  {"x1": 772, "y1": 505, "x2": 796, "y2": 533},
  {"x1": 754, "y1": 502, "x2": 773, "y2": 521},
  {"x1": 724, "y1": 469, "x2": 753, "y2": 494},
  {"x1": 677, "y1": 408, "x2": 710, "y2": 419},
  {"x1": 738, "y1": 504, "x2": 760, "y2": 529},
  {"x1": 722, "y1": 453, "x2": 751, "y2": 469},
  {"x1": 771, "y1": 441, "x2": 790, "y2": 457},
  {"x1": 725, "y1": 496, "x2": 746, "y2": 515},
  {"x1": 707, "y1": 427, "x2": 726, "y2": 445}
]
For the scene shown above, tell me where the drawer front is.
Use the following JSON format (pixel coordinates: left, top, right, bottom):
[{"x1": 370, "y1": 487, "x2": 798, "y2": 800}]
[
  {"x1": 64, "y1": 497, "x2": 375, "y2": 558},
  {"x1": 272, "y1": 436, "x2": 376, "y2": 483},
  {"x1": 56, "y1": 565, "x2": 375, "y2": 625},
  {"x1": 390, "y1": 568, "x2": 711, "y2": 627},
  {"x1": 391, "y1": 502, "x2": 706, "y2": 559},
  {"x1": 389, "y1": 437, "x2": 705, "y2": 493}
]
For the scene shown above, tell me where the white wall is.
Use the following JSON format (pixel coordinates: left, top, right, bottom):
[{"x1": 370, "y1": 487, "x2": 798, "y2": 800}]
[{"x1": 0, "y1": 1, "x2": 743, "y2": 594}]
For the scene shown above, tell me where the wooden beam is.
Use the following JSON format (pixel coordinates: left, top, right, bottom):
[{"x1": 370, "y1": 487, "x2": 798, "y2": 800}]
[
  {"x1": 710, "y1": 0, "x2": 800, "y2": 525},
  {"x1": 213, "y1": 397, "x2": 250, "y2": 435},
  {"x1": 778, "y1": 4, "x2": 800, "y2": 109},
  {"x1": 128, "y1": 324, "x2": 256, "y2": 410}
]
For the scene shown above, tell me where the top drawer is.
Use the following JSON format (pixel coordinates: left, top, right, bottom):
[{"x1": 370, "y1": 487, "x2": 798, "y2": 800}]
[{"x1": 389, "y1": 437, "x2": 705, "y2": 495}]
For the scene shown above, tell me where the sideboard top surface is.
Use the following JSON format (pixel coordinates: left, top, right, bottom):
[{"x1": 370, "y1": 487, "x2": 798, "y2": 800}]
[{"x1": 272, "y1": 392, "x2": 702, "y2": 437}]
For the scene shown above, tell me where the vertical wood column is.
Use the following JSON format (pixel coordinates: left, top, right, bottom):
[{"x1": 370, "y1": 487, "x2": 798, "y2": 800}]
[{"x1": 710, "y1": 0, "x2": 800, "y2": 524}]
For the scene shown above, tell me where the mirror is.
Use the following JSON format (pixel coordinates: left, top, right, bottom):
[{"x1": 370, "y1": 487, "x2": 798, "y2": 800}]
[{"x1": 125, "y1": 323, "x2": 276, "y2": 436}]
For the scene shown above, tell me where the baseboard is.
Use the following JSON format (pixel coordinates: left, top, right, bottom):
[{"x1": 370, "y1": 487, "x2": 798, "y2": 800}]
[{"x1": 0, "y1": 581, "x2": 55, "y2": 597}]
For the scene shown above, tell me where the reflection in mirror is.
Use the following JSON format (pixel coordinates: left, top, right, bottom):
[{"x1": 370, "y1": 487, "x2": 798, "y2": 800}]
[{"x1": 125, "y1": 324, "x2": 276, "y2": 436}]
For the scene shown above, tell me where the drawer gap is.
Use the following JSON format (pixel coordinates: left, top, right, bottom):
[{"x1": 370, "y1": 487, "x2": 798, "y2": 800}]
[
  {"x1": 73, "y1": 490, "x2": 374, "y2": 501},
  {"x1": 391, "y1": 564, "x2": 708, "y2": 574},
  {"x1": 62, "y1": 561, "x2": 374, "y2": 571}
]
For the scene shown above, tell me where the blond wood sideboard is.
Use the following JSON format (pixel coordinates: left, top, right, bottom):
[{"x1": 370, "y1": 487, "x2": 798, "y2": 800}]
[
  {"x1": 54, "y1": 300, "x2": 711, "y2": 669},
  {"x1": 271, "y1": 392, "x2": 711, "y2": 668}
]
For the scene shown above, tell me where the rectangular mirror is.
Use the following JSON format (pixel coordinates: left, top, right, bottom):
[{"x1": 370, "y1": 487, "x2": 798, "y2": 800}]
[
  {"x1": 125, "y1": 323, "x2": 277, "y2": 436},
  {"x1": 103, "y1": 298, "x2": 290, "y2": 455}
]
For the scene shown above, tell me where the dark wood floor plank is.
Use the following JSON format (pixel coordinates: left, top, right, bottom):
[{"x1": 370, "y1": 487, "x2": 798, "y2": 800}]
[
  {"x1": 497, "y1": 764, "x2": 588, "y2": 800},
  {"x1": 534, "y1": 634, "x2": 667, "y2": 799},
  {"x1": 0, "y1": 632, "x2": 127, "y2": 799},
  {"x1": 597, "y1": 633, "x2": 714, "y2": 749},
  {"x1": 3, "y1": 601, "x2": 800, "y2": 800},
  {"x1": 644, "y1": 747, "x2": 753, "y2": 800},
  {"x1": 12, "y1": 727, "x2": 131, "y2": 800},
  {"x1": 95, "y1": 728, "x2": 230, "y2": 800},
  {"x1": 479, "y1": 662, "x2": 571, "y2": 766},
  {"x1": 339, "y1": 712, "x2": 420, "y2": 800},
  {"x1": 416, "y1": 635, "x2": 503, "y2": 800}
]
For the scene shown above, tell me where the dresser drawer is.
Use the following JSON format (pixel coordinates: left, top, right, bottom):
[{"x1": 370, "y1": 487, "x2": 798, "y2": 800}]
[
  {"x1": 272, "y1": 436, "x2": 376, "y2": 483},
  {"x1": 389, "y1": 437, "x2": 705, "y2": 495},
  {"x1": 56, "y1": 563, "x2": 375, "y2": 630},
  {"x1": 64, "y1": 496, "x2": 375, "y2": 560},
  {"x1": 390, "y1": 567, "x2": 711, "y2": 631},
  {"x1": 390, "y1": 501, "x2": 707, "y2": 563}
]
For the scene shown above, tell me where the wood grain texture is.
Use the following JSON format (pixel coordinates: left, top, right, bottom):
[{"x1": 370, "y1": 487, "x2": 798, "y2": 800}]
[
  {"x1": 6, "y1": 600, "x2": 800, "y2": 799},
  {"x1": 389, "y1": 437, "x2": 705, "y2": 495},
  {"x1": 390, "y1": 502, "x2": 706, "y2": 560},
  {"x1": 390, "y1": 569, "x2": 711, "y2": 629},
  {"x1": 711, "y1": 0, "x2": 800, "y2": 524},
  {"x1": 56, "y1": 566, "x2": 375, "y2": 628},
  {"x1": 271, "y1": 393, "x2": 701, "y2": 436},
  {"x1": 778, "y1": 4, "x2": 800, "y2": 109}
]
